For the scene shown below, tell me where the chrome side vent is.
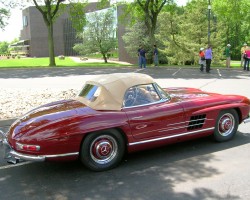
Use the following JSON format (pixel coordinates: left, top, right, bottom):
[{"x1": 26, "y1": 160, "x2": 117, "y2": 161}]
[{"x1": 188, "y1": 114, "x2": 206, "y2": 130}]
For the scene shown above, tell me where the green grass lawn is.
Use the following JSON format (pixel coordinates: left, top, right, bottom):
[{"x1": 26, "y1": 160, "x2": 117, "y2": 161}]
[
  {"x1": 230, "y1": 60, "x2": 241, "y2": 67},
  {"x1": 0, "y1": 56, "x2": 242, "y2": 68},
  {"x1": 0, "y1": 57, "x2": 131, "y2": 68}
]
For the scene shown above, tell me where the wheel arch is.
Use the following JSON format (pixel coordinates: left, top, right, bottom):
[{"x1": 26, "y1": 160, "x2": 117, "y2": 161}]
[
  {"x1": 191, "y1": 105, "x2": 242, "y2": 123},
  {"x1": 213, "y1": 108, "x2": 239, "y2": 142},
  {"x1": 79, "y1": 127, "x2": 129, "y2": 156},
  {"x1": 234, "y1": 107, "x2": 242, "y2": 123}
]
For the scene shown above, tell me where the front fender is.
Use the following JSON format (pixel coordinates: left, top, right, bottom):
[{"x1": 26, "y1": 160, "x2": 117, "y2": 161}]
[{"x1": 191, "y1": 103, "x2": 249, "y2": 123}]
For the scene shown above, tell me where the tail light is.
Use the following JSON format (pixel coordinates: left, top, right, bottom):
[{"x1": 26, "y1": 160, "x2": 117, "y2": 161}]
[{"x1": 16, "y1": 142, "x2": 40, "y2": 151}]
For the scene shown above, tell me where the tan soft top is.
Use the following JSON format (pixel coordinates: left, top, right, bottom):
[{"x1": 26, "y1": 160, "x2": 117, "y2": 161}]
[{"x1": 76, "y1": 73, "x2": 154, "y2": 110}]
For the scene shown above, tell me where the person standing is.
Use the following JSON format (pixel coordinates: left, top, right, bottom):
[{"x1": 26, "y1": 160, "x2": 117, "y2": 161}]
[
  {"x1": 199, "y1": 48, "x2": 206, "y2": 72},
  {"x1": 241, "y1": 43, "x2": 247, "y2": 68},
  {"x1": 225, "y1": 44, "x2": 231, "y2": 68},
  {"x1": 139, "y1": 47, "x2": 146, "y2": 68},
  {"x1": 244, "y1": 46, "x2": 250, "y2": 71},
  {"x1": 137, "y1": 46, "x2": 141, "y2": 68},
  {"x1": 205, "y1": 45, "x2": 212, "y2": 73},
  {"x1": 153, "y1": 45, "x2": 159, "y2": 67}
]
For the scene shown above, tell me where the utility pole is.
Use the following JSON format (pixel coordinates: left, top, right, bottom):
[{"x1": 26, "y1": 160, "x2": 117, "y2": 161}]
[{"x1": 208, "y1": 0, "x2": 211, "y2": 45}]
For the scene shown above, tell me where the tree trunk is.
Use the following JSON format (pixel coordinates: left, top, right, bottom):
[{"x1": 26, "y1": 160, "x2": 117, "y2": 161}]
[
  {"x1": 102, "y1": 53, "x2": 108, "y2": 63},
  {"x1": 47, "y1": 23, "x2": 56, "y2": 67}
]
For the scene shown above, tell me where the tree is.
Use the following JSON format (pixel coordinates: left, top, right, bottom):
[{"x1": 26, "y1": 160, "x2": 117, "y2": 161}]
[
  {"x1": 122, "y1": 0, "x2": 172, "y2": 48},
  {"x1": 0, "y1": 7, "x2": 9, "y2": 30},
  {"x1": 73, "y1": 8, "x2": 117, "y2": 63},
  {"x1": 136, "y1": 0, "x2": 171, "y2": 46},
  {"x1": 122, "y1": 21, "x2": 149, "y2": 59},
  {"x1": 0, "y1": 41, "x2": 9, "y2": 53},
  {"x1": 156, "y1": 5, "x2": 184, "y2": 65},
  {"x1": 0, "y1": 1, "x2": 17, "y2": 30},
  {"x1": 108, "y1": 0, "x2": 174, "y2": 63},
  {"x1": 0, "y1": 1, "x2": 27, "y2": 30},
  {"x1": 157, "y1": 0, "x2": 225, "y2": 65},
  {"x1": 29, "y1": 0, "x2": 87, "y2": 67},
  {"x1": 31, "y1": 0, "x2": 67, "y2": 67},
  {"x1": 212, "y1": 0, "x2": 250, "y2": 59},
  {"x1": 20, "y1": 0, "x2": 86, "y2": 66}
]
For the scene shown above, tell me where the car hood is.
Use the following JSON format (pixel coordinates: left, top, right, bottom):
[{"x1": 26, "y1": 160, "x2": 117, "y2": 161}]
[
  {"x1": 8, "y1": 99, "x2": 93, "y2": 140},
  {"x1": 166, "y1": 87, "x2": 213, "y2": 100},
  {"x1": 165, "y1": 87, "x2": 249, "y2": 105}
]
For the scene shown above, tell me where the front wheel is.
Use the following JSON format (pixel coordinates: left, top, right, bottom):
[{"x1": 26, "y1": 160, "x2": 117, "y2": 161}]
[
  {"x1": 80, "y1": 129, "x2": 125, "y2": 172},
  {"x1": 213, "y1": 109, "x2": 239, "y2": 142}
]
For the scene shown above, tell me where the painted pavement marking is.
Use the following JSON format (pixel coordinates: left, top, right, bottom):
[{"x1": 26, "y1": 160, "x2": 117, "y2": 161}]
[
  {"x1": 172, "y1": 68, "x2": 181, "y2": 76},
  {"x1": 0, "y1": 161, "x2": 32, "y2": 170},
  {"x1": 217, "y1": 69, "x2": 222, "y2": 77}
]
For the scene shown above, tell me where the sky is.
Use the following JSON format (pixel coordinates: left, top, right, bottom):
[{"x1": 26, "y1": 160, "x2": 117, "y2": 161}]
[
  {"x1": 0, "y1": 0, "x2": 188, "y2": 43},
  {"x1": 0, "y1": 8, "x2": 23, "y2": 42}
]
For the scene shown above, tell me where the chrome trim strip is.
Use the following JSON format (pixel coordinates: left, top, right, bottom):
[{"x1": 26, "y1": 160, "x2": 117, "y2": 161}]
[
  {"x1": 123, "y1": 99, "x2": 165, "y2": 109},
  {"x1": 45, "y1": 152, "x2": 79, "y2": 158},
  {"x1": 188, "y1": 122, "x2": 205, "y2": 127},
  {"x1": 167, "y1": 121, "x2": 186, "y2": 126},
  {"x1": 189, "y1": 118, "x2": 206, "y2": 123},
  {"x1": 10, "y1": 151, "x2": 79, "y2": 162},
  {"x1": 129, "y1": 127, "x2": 214, "y2": 146},
  {"x1": 132, "y1": 116, "x2": 143, "y2": 119},
  {"x1": 167, "y1": 118, "x2": 213, "y2": 127},
  {"x1": 159, "y1": 121, "x2": 207, "y2": 133},
  {"x1": 158, "y1": 126, "x2": 186, "y2": 132}
]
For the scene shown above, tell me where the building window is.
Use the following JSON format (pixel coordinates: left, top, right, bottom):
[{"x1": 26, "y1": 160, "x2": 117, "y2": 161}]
[{"x1": 23, "y1": 16, "x2": 28, "y2": 27}]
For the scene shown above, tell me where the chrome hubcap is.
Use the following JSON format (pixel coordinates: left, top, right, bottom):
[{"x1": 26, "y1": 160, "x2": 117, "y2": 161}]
[
  {"x1": 90, "y1": 135, "x2": 118, "y2": 164},
  {"x1": 218, "y1": 113, "x2": 235, "y2": 136}
]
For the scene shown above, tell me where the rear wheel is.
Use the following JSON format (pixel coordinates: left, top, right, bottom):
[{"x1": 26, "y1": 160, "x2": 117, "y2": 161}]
[
  {"x1": 80, "y1": 129, "x2": 125, "y2": 171},
  {"x1": 214, "y1": 109, "x2": 239, "y2": 142}
]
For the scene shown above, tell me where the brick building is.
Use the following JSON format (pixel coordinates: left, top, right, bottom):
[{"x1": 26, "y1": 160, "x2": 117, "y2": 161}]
[{"x1": 14, "y1": 3, "x2": 136, "y2": 64}]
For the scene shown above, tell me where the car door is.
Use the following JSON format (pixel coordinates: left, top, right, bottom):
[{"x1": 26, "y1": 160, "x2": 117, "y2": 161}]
[
  {"x1": 123, "y1": 84, "x2": 186, "y2": 140},
  {"x1": 124, "y1": 101, "x2": 185, "y2": 140}
]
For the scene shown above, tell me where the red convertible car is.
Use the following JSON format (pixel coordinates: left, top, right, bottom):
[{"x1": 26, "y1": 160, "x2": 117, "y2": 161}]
[{"x1": 1, "y1": 73, "x2": 250, "y2": 171}]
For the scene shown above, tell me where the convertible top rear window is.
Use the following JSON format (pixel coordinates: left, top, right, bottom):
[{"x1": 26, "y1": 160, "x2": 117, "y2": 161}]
[
  {"x1": 75, "y1": 73, "x2": 155, "y2": 110},
  {"x1": 78, "y1": 84, "x2": 101, "y2": 102}
]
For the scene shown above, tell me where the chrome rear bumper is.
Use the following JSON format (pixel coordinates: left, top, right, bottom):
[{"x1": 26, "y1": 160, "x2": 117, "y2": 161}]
[
  {"x1": 10, "y1": 150, "x2": 45, "y2": 162},
  {"x1": 1, "y1": 129, "x2": 78, "y2": 163},
  {"x1": 0, "y1": 130, "x2": 17, "y2": 163},
  {"x1": 0, "y1": 130, "x2": 5, "y2": 143},
  {"x1": 9, "y1": 150, "x2": 79, "y2": 162}
]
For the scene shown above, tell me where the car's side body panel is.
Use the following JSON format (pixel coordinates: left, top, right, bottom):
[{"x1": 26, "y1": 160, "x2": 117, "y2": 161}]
[
  {"x1": 124, "y1": 100, "x2": 185, "y2": 140},
  {"x1": 126, "y1": 89, "x2": 250, "y2": 152},
  {"x1": 7, "y1": 100, "x2": 131, "y2": 158}
]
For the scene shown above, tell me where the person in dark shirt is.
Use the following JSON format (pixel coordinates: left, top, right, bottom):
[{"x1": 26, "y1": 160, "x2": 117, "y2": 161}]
[
  {"x1": 153, "y1": 45, "x2": 159, "y2": 67},
  {"x1": 205, "y1": 45, "x2": 212, "y2": 73},
  {"x1": 137, "y1": 46, "x2": 141, "y2": 68},
  {"x1": 139, "y1": 47, "x2": 146, "y2": 68}
]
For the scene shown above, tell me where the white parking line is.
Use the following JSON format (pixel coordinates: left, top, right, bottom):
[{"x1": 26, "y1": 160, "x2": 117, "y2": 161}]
[
  {"x1": 172, "y1": 68, "x2": 181, "y2": 76},
  {"x1": 135, "y1": 68, "x2": 145, "y2": 72},
  {"x1": 217, "y1": 69, "x2": 222, "y2": 77},
  {"x1": 0, "y1": 161, "x2": 32, "y2": 170}
]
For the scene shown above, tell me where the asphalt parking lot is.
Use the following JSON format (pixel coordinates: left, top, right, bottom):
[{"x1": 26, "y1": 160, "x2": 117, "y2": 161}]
[
  {"x1": 0, "y1": 66, "x2": 249, "y2": 79},
  {"x1": 0, "y1": 67, "x2": 250, "y2": 200}
]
